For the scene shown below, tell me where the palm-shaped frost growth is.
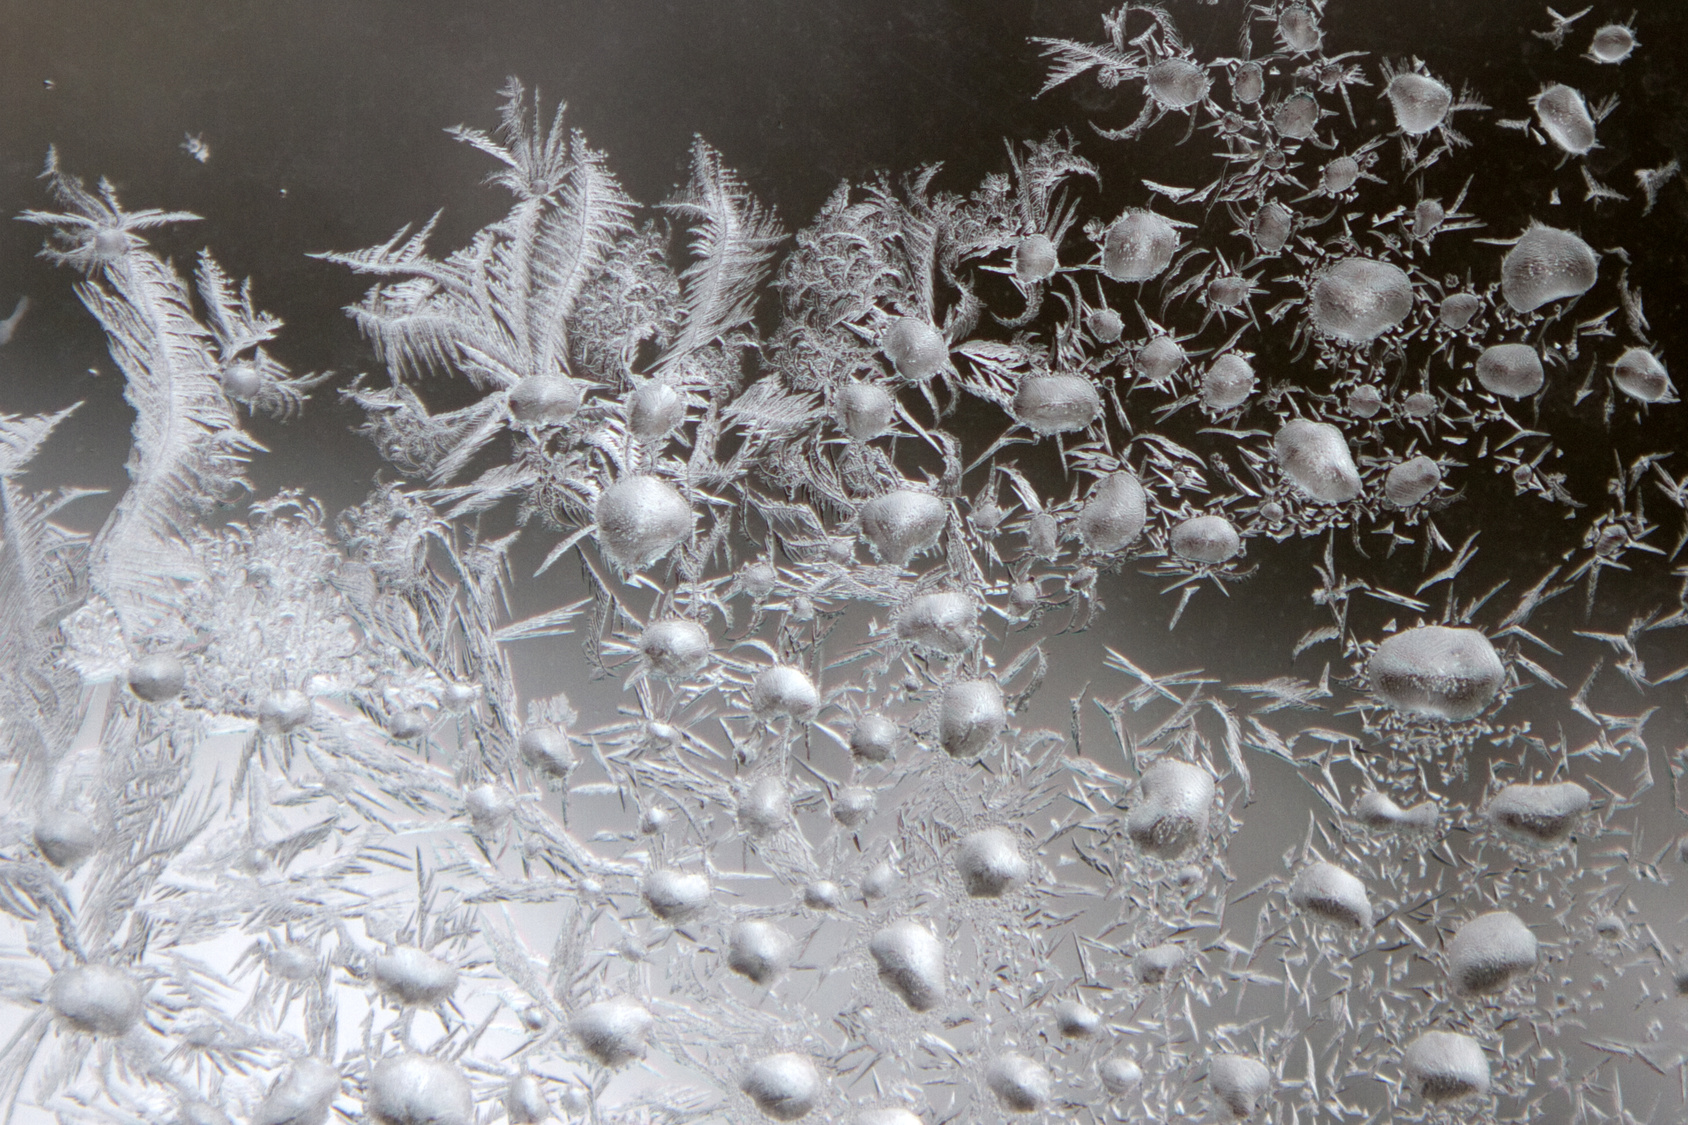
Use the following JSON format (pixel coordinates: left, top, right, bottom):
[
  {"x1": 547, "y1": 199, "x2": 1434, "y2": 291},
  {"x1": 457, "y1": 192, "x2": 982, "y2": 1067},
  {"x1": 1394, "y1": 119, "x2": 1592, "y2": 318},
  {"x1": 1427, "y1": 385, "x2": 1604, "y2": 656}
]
[{"x1": 21, "y1": 152, "x2": 321, "y2": 641}]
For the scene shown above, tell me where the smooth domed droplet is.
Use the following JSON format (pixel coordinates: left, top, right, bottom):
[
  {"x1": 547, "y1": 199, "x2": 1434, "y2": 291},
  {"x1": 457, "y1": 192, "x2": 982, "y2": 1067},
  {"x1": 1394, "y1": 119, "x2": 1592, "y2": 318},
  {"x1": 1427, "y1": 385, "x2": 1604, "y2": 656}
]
[
  {"x1": 894, "y1": 592, "x2": 978, "y2": 655},
  {"x1": 1099, "y1": 1056, "x2": 1143, "y2": 1095},
  {"x1": 1054, "y1": 999, "x2": 1102, "y2": 1038},
  {"x1": 572, "y1": 998, "x2": 653, "y2": 1067},
  {"x1": 1309, "y1": 258, "x2": 1412, "y2": 343},
  {"x1": 1251, "y1": 202, "x2": 1292, "y2": 252},
  {"x1": 1384, "y1": 456, "x2": 1441, "y2": 509},
  {"x1": 371, "y1": 946, "x2": 458, "y2": 1006},
  {"x1": 1170, "y1": 515, "x2": 1241, "y2": 565},
  {"x1": 366, "y1": 1055, "x2": 473, "y2": 1125},
  {"x1": 627, "y1": 381, "x2": 685, "y2": 440},
  {"x1": 859, "y1": 490, "x2": 947, "y2": 566},
  {"x1": 883, "y1": 318, "x2": 947, "y2": 382},
  {"x1": 1137, "y1": 942, "x2": 1186, "y2": 984},
  {"x1": 520, "y1": 726, "x2": 574, "y2": 777},
  {"x1": 1501, "y1": 224, "x2": 1598, "y2": 313},
  {"x1": 509, "y1": 376, "x2": 583, "y2": 425},
  {"x1": 1274, "y1": 420, "x2": 1362, "y2": 503},
  {"x1": 1588, "y1": 23, "x2": 1637, "y2": 64},
  {"x1": 850, "y1": 714, "x2": 898, "y2": 763},
  {"x1": 751, "y1": 665, "x2": 819, "y2": 721},
  {"x1": 739, "y1": 776, "x2": 791, "y2": 835},
  {"x1": 1288, "y1": 862, "x2": 1372, "y2": 928},
  {"x1": 644, "y1": 869, "x2": 710, "y2": 920},
  {"x1": 955, "y1": 827, "x2": 1028, "y2": 898},
  {"x1": 1013, "y1": 373, "x2": 1100, "y2": 435},
  {"x1": 639, "y1": 619, "x2": 711, "y2": 679},
  {"x1": 832, "y1": 785, "x2": 876, "y2": 827},
  {"x1": 1102, "y1": 211, "x2": 1179, "y2": 283},
  {"x1": 1353, "y1": 790, "x2": 1439, "y2": 831},
  {"x1": 870, "y1": 921, "x2": 947, "y2": 1011},
  {"x1": 1274, "y1": 91, "x2": 1321, "y2": 139},
  {"x1": 49, "y1": 964, "x2": 144, "y2": 1036},
  {"x1": 1484, "y1": 781, "x2": 1590, "y2": 845},
  {"x1": 35, "y1": 809, "x2": 98, "y2": 867},
  {"x1": 1612, "y1": 347, "x2": 1672, "y2": 403},
  {"x1": 729, "y1": 920, "x2": 795, "y2": 984},
  {"x1": 839, "y1": 382, "x2": 897, "y2": 441},
  {"x1": 129, "y1": 653, "x2": 186, "y2": 702},
  {"x1": 1447, "y1": 911, "x2": 1537, "y2": 996},
  {"x1": 984, "y1": 1053, "x2": 1051, "y2": 1113},
  {"x1": 1385, "y1": 72, "x2": 1452, "y2": 134},
  {"x1": 1474, "y1": 343, "x2": 1544, "y2": 399},
  {"x1": 505, "y1": 1074, "x2": 549, "y2": 1125},
  {"x1": 1147, "y1": 59, "x2": 1209, "y2": 108},
  {"x1": 259, "y1": 689, "x2": 313, "y2": 734},
  {"x1": 742, "y1": 1054, "x2": 823, "y2": 1121},
  {"x1": 1087, "y1": 308, "x2": 1124, "y2": 342},
  {"x1": 1209, "y1": 1054, "x2": 1271, "y2": 1119},
  {"x1": 1367, "y1": 626, "x2": 1503, "y2": 721},
  {"x1": 1078, "y1": 471, "x2": 1148, "y2": 554},
  {"x1": 253, "y1": 1059, "x2": 340, "y2": 1125},
  {"x1": 595, "y1": 475, "x2": 693, "y2": 571},
  {"x1": 1014, "y1": 234, "x2": 1059, "y2": 284},
  {"x1": 1403, "y1": 1031, "x2": 1489, "y2": 1103},
  {"x1": 1128, "y1": 760, "x2": 1214, "y2": 859},
  {"x1": 939, "y1": 679, "x2": 1008, "y2": 758},
  {"x1": 1202, "y1": 354, "x2": 1255, "y2": 411},
  {"x1": 1532, "y1": 84, "x2": 1597, "y2": 155}
]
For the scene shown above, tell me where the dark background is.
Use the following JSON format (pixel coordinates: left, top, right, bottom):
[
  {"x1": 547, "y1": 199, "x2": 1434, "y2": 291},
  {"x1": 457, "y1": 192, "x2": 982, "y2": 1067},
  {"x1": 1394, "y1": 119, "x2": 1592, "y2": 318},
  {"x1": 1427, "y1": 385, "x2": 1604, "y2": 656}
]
[{"x1": 0, "y1": 0, "x2": 1684, "y2": 680}]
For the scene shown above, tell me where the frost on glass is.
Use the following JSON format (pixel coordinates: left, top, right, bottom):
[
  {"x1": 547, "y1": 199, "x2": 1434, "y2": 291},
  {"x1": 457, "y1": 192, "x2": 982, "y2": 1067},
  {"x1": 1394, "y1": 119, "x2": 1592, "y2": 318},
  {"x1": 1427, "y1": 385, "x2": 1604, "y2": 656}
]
[{"x1": 0, "y1": 6, "x2": 1685, "y2": 1125}]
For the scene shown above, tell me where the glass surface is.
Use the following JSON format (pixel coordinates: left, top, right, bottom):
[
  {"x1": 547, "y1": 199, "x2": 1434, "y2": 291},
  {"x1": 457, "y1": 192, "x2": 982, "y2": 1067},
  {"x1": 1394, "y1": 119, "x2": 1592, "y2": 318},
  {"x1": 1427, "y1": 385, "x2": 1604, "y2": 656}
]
[{"x1": 0, "y1": 2, "x2": 1684, "y2": 1123}]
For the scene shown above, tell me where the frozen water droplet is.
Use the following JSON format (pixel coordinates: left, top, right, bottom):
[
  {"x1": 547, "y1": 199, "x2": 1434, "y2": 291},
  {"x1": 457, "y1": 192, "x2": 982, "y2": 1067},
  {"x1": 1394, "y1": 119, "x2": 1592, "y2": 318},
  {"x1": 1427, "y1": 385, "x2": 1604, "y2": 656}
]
[
  {"x1": 839, "y1": 382, "x2": 898, "y2": 442},
  {"x1": 1437, "y1": 292, "x2": 1479, "y2": 329},
  {"x1": 1128, "y1": 760, "x2": 1214, "y2": 859},
  {"x1": 862, "y1": 861, "x2": 899, "y2": 901},
  {"x1": 730, "y1": 921, "x2": 795, "y2": 984},
  {"x1": 1148, "y1": 59, "x2": 1209, "y2": 108},
  {"x1": 1251, "y1": 201, "x2": 1292, "y2": 252},
  {"x1": 1475, "y1": 343, "x2": 1544, "y2": 399},
  {"x1": 1612, "y1": 347, "x2": 1673, "y2": 402},
  {"x1": 1054, "y1": 999, "x2": 1102, "y2": 1038},
  {"x1": 1103, "y1": 211, "x2": 1180, "y2": 283},
  {"x1": 366, "y1": 1055, "x2": 473, "y2": 1125},
  {"x1": 1137, "y1": 942, "x2": 1186, "y2": 983},
  {"x1": 643, "y1": 869, "x2": 710, "y2": 921},
  {"x1": 387, "y1": 708, "x2": 430, "y2": 740},
  {"x1": 740, "y1": 777, "x2": 791, "y2": 835},
  {"x1": 870, "y1": 920, "x2": 947, "y2": 1010},
  {"x1": 1099, "y1": 1056, "x2": 1143, "y2": 1095},
  {"x1": 595, "y1": 475, "x2": 693, "y2": 571},
  {"x1": 49, "y1": 964, "x2": 144, "y2": 1036},
  {"x1": 1289, "y1": 862, "x2": 1372, "y2": 928},
  {"x1": 1013, "y1": 373, "x2": 1101, "y2": 435},
  {"x1": 519, "y1": 726, "x2": 574, "y2": 777},
  {"x1": 1532, "y1": 83, "x2": 1597, "y2": 155},
  {"x1": 371, "y1": 946, "x2": 458, "y2": 1006},
  {"x1": 1278, "y1": 4, "x2": 1322, "y2": 53},
  {"x1": 639, "y1": 619, "x2": 712, "y2": 679},
  {"x1": 1346, "y1": 383, "x2": 1383, "y2": 418},
  {"x1": 1447, "y1": 911, "x2": 1537, "y2": 996},
  {"x1": 1015, "y1": 233, "x2": 1059, "y2": 284},
  {"x1": 220, "y1": 359, "x2": 263, "y2": 400},
  {"x1": 850, "y1": 714, "x2": 899, "y2": 763},
  {"x1": 1403, "y1": 1031, "x2": 1489, "y2": 1103},
  {"x1": 955, "y1": 827, "x2": 1028, "y2": 897},
  {"x1": 128, "y1": 653, "x2": 186, "y2": 702},
  {"x1": 1367, "y1": 626, "x2": 1503, "y2": 721},
  {"x1": 1403, "y1": 390, "x2": 1437, "y2": 417},
  {"x1": 253, "y1": 1059, "x2": 339, "y2": 1125},
  {"x1": 1484, "y1": 781, "x2": 1590, "y2": 845},
  {"x1": 1136, "y1": 335, "x2": 1185, "y2": 382},
  {"x1": 34, "y1": 809, "x2": 98, "y2": 867},
  {"x1": 804, "y1": 879, "x2": 843, "y2": 909},
  {"x1": 894, "y1": 591, "x2": 979, "y2": 655},
  {"x1": 742, "y1": 1054, "x2": 824, "y2": 1121},
  {"x1": 939, "y1": 679, "x2": 1008, "y2": 758},
  {"x1": 1588, "y1": 23, "x2": 1637, "y2": 63},
  {"x1": 1170, "y1": 514, "x2": 1242, "y2": 564},
  {"x1": 985, "y1": 1053, "x2": 1051, "y2": 1113},
  {"x1": 1202, "y1": 354, "x2": 1255, "y2": 410},
  {"x1": 1385, "y1": 73, "x2": 1452, "y2": 134},
  {"x1": 627, "y1": 380, "x2": 685, "y2": 440},
  {"x1": 1274, "y1": 91, "x2": 1321, "y2": 139},
  {"x1": 752, "y1": 665, "x2": 819, "y2": 721},
  {"x1": 1209, "y1": 1054, "x2": 1271, "y2": 1119},
  {"x1": 1309, "y1": 258, "x2": 1412, "y2": 343},
  {"x1": 572, "y1": 998, "x2": 653, "y2": 1067},
  {"x1": 1078, "y1": 471, "x2": 1148, "y2": 553},
  {"x1": 833, "y1": 786, "x2": 877, "y2": 827},
  {"x1": 1385, "y1": 456, "x2": 1442, "y2": 509},
  {"x1": 1273, "y1": 419, "x2": 1362, "y2": 503},
  {"x1": 860, "y1": 490, "x2": 947, "y2": 566},
  {"x1": 1233, "y1": 62, "x2": 1265, "y2": 105},
  {"x1": 1087, "y1": 307, "x2": 1124, "y2": 342},
  {"x1": 505, "y1": 1075, "x2": 549, "y2": 1125},
  {"x1": 883, "y1": 317, "x2": 947, "y2": 382},
  {"x1": 1501, "y1": 224, "x2": 1598, "y2": 312},
  {"x1": 509, "y1": 376, "x2": 584, "y2": 425},
  {"x1": 465, "y1": 784, "x2": 513, "y2": 832}
]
